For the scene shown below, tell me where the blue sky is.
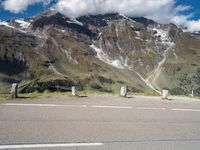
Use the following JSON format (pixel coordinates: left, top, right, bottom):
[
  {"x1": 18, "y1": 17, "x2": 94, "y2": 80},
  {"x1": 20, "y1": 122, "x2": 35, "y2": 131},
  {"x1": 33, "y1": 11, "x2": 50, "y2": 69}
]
[
  {"x1": 0, "y1": 4, "x2": 46, "y2": 20},
  {"x1": 0, "y1": 1, "x2": 56, "y2": 20},
  {"x1": 176, "y1": 0, "x2": 200, "y2": 20}
]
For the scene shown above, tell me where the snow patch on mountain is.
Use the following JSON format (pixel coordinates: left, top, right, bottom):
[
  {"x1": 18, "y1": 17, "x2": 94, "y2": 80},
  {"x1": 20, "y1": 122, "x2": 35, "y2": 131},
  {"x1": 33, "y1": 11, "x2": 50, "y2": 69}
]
[
  {"x1": 153, "y1": 28, "x2": 170, "y2": 42},
  {"x1": 0, "y1": 21, "x2": 14, "y2": 28},
  {"x1": 67, "y1": 19, "x2": 83, "y2": 26},
  {"x1": 120, "y1": 14, "x2": 135, "y2": 23},
  {"x1": 0, "y1": 21, "x2": 27, "y2": 33},
  {"x1": 14, "y1": 19, "x2": 31, "y2": 29},
  {"x1": 135, "y1": 37, "x2": 143, "y2": 41},
  {"x1": 97, "y1": 32, "x2": 102, "y2": 39},
  {"x1": 90, "y1": 44, "x2": 124, "y2": 69},
  {"x1": 135, "y1": 31, "x2": 140, "y2": 36}
]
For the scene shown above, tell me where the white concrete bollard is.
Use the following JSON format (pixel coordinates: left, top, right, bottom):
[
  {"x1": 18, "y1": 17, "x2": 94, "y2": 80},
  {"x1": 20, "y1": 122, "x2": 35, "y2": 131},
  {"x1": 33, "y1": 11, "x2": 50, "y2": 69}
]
[
  {"x1": 191, "y1": 90, "x2": 194, "y2": 97},
  {"x1": 120, "y1": 87, "x2": 127, "y2": 97},
  {"x1": 11, "y1": 83, "x2": 18, "y2": 98},
  {"x1": 71, "y1": 86, "x2": 78, "y2": 96},
  {"x1": 162, "y1": 89, "x2": 169, "y2": 99}
]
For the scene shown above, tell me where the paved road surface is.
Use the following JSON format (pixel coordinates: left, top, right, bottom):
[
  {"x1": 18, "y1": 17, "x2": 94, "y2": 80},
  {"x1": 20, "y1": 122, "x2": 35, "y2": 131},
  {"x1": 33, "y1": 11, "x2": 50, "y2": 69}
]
[{"x1": 0, "y1": 95, "x2": 200, "y2": 149}]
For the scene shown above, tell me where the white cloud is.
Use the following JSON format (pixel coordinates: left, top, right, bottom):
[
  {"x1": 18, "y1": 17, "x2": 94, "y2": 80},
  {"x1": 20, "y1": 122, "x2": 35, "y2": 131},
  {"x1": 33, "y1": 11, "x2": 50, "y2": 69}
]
[
  {"x1": 2, "y1": 0, "x2": 53, "y2": 13},
  {"x1": 171, "y1": 15, "x2": 200, "y2": 32},
  {"x1": 56, "y1": 0, "x2": 176, "y2": 22},
  {"x1": 1, "y1": 0, "x2": 200, "y2": 32},
  {"x1": 186, "y1": 20, "x2": 200, "y2": 32}
]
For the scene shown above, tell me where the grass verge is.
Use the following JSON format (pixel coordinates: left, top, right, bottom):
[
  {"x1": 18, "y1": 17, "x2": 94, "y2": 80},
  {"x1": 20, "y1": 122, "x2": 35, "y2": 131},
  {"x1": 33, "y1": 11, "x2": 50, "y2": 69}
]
[{"x1": 0, "y1": 91, "x2": 199, "y2": 101}]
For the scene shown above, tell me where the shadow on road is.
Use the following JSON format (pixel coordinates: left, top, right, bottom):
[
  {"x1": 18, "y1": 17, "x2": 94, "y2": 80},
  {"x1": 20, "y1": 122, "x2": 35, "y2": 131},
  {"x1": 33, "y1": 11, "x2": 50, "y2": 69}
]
[
  {"x1": 127, "y1": 96, "x2": 135, "y2": 99},
  {"x1": 16, "y1": 96, "x2": 32, "y2": 99},
  {"x1": 78, "y1": 96, "x2": 88, "y2": 98},
  {"x1": 166, "y1": 98, "x2": 174, "y2": 101}
]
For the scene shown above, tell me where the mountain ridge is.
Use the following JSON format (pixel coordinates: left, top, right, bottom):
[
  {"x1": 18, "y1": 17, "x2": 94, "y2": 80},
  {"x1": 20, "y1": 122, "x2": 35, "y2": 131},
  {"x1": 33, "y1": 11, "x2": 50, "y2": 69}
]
[{"x1": 0, "y1": 11, "x2": 200, "y2": 95}]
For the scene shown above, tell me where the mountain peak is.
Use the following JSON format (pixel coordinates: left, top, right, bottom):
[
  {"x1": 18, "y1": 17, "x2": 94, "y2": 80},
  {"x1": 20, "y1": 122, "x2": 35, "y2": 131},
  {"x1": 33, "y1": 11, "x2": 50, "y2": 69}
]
[{"x1": 131, "y1": 17, "x2": 157, "y2": 27}]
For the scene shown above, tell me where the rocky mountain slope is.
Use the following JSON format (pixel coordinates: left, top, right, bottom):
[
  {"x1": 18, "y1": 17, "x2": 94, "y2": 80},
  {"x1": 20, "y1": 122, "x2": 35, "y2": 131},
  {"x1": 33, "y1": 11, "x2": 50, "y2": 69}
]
[{"x1": 1, "y1": 9, "x2": 200, "y2": 95}]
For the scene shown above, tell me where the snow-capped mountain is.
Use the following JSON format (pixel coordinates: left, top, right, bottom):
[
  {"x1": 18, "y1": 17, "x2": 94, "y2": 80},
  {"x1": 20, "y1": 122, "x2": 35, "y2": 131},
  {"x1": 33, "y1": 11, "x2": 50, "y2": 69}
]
[{"x1": 1, "y1": 10, "x2": 200, "y2": 95}]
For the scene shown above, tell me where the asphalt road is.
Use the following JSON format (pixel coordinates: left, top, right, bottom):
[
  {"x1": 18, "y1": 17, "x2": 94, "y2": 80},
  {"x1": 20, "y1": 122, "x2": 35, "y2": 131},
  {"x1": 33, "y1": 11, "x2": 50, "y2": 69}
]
[{"x1": 0, "y1": 95, "x2": 200, "y2": 150}]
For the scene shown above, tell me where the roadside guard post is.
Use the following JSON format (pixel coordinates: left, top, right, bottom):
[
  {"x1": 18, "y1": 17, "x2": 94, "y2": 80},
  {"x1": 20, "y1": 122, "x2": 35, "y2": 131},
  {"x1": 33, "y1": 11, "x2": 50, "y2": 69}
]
[
  {"x1": 191, "y1": 90, "x2": 194, "y2": 97},
  {"x1": 162, "y1": 89, "x2": 169, "y2": 99},
  {"x1": 120, "y1": 87, "x2": 127, "y2": 97},
  {"x1": 11, "y1": 83, "x2": 18, "y2": 98},
  {"x1": 71, "y1": 86, "x2": 78, "y2": 96}
]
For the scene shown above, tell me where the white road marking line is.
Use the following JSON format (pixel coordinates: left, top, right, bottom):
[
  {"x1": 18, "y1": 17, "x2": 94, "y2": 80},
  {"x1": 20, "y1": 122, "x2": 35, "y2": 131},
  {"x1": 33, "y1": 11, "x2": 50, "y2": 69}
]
[
  {"x1": 3, "y1": 103, "x2": 200, "y2": 112},
  {"x1": 0, "y1": 143, "x2": 103, "y2": 149},
  {"x1": 2, "y1": 103, "x2": 87, "y2": 108},
  {"x1": 91, "y1": 105, "x2": 133, "y2": 109},
  {"x1": 172, "y1": 108, "x2": 200, "y2": 112},
  {"x1": 137, "y1": 107, "x2": 166, "y2": 110}
]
